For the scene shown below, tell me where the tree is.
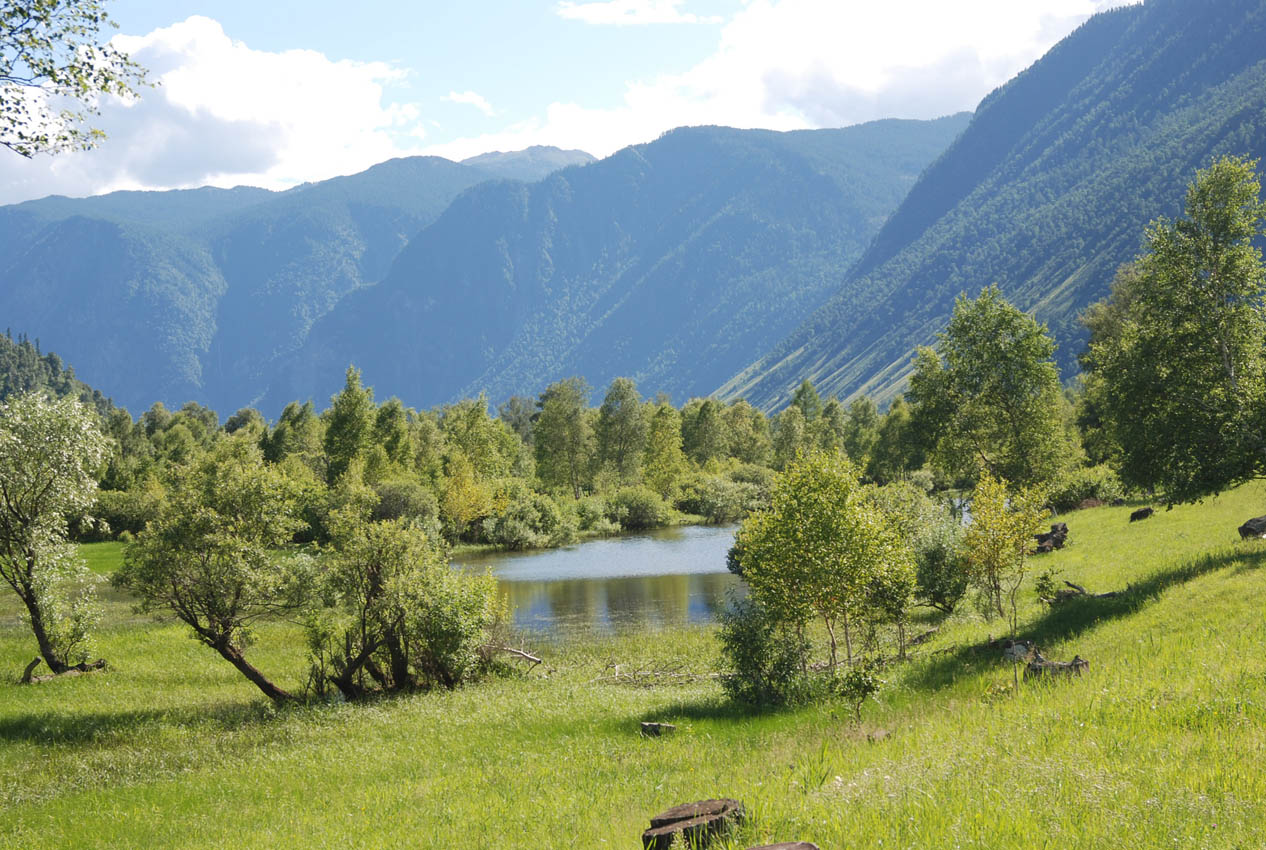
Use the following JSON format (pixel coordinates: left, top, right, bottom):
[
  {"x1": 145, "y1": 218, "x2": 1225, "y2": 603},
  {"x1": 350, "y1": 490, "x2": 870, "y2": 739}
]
[
  {"x1": 595, "y1": 377, "x2": 647, "y2": 485},
  {"x1": 724, "y1": 399, "x2": 771, "y2": 466},
  {"x1": 908, "y1": 285, "x2": 1070, "y2": 488},
  {"x1": 323, "y1": 367, "x2": 375, "y2": 483},
  {"x1": 789, "y1": 379, "x2": 822, "y2": 422},
  {"x1": 0, "y1": 392, "x2": 108, "y2": 674},
  {"x1": 681, "y1": 398, "x2": 727, "y2": 467},
  {"x1": 308, "y1": 509, "x2": 500, "y2": 698},
  {"x1": 534, "y1": 378, "x2": 594, "y2": 499},
  {"x1": 642, "y1": 403, "x2": 688, "y2": 498},
  {"x1": 842, "y1": 396, "x2": 880, "y2": 474},
  {"x1": 1084, "y1": 155, "x2": 1266, "y2": 503},
  {"x1": 963, "y1": 471, "x2": 1047, "y2": 637},
  {"x1": 1, "y1": 0, "x2": 147, "y2": 156},
  {"x1": 114, "y1": 442, "x2": 310, "y2": 703},
  {"x1": 736, "y1": 450, "x2": 913, "y2": 668}
]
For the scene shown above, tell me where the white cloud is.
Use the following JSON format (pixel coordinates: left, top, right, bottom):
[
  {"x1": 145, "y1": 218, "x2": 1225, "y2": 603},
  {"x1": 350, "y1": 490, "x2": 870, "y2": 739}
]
[
  {"x1": 444, "y1": 90, "x2": 496, "y2": 117},
  {"x1": 0, "y1": 16, "x2": 427, "y2": 204},
  {"x1": 556, "y1": 0, "x2": 721, "y2": 26},
  {"x1": 429, "y1": 0, "x2": 1139, "y2": 160}
]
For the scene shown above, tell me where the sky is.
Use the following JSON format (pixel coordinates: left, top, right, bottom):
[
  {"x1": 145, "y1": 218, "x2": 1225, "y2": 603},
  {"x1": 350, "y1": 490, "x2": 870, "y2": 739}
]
[{"x1": 0, "y1": 0, "x2": 1137, "y2": 205}]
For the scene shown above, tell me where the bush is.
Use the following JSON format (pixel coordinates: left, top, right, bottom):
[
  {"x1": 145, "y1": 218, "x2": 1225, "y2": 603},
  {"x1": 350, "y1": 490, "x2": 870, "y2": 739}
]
[
  {"x1": 870, "y1": 480, "x2": 967, "y2": 614},
  {"x1": 373, "y1": 480, "x2": 440, "y2": 526},
  {"x1": 1047, "y1": 464, "x2": 1124, "y2": 512},
  {"x1": 79, "y1": 487, "x2": 161, "y2": 541},
  {"x1": 605, "y1": 486, "x2": 672, "y2": 531},
  {"x1": 718, "y1": 596, "x2": 812, "y2": 708},
  {"x1": 674, "y1": 474, "x2": 764, "y2": 523},
  {"x1": 484, "y1": 491, "x2": 577, "y2": 549}
]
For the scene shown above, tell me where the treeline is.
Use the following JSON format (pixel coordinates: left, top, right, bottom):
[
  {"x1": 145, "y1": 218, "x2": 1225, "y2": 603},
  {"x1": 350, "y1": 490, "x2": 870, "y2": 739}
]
[{"x1": 0, "y1": 331, "x2": 113, "y2": 416}]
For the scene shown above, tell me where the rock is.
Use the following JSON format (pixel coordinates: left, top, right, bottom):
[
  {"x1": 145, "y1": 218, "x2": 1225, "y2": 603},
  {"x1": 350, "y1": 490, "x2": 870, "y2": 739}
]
[
  {"x1": 640, "y1": 722, "x2": 676, "y2": 737},
  {"x1": 1129, "y1": 506, "x2": 1154, "y2": 522},
  {"x1": 643, "y1": 799, "x2": 745, "y2": 850},
  {"x1": 1238, "y1": 515, "x2": 1266, "y2": 539},
  {"x1": 747, "y1": 844, "x2": 821, "y2": 850}
]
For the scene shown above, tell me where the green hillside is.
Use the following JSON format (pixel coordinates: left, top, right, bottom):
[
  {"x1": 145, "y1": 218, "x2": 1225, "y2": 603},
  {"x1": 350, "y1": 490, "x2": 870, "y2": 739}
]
[
  {"x1": 2, "y1": 485, "x2": 1263, "y2": 848},
  {"x1": 269, "y1": 116, "x2": 971, "y2": 411},
  {"x1": 727, "y1": 0, "x2": 1266, "y2": 409}
]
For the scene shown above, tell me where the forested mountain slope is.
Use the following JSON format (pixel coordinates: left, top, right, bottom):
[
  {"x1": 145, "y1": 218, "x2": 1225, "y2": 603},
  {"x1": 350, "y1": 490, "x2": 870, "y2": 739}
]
[
  {"x1": 723, "y1": 0, "x2": 1266, "y2": 409},
  {"x1": 267, "y1": 116, "x2": 971, "y2": 410},
  {"x1": 0, "y1": 149, "x2": 592, "y2": 413}
]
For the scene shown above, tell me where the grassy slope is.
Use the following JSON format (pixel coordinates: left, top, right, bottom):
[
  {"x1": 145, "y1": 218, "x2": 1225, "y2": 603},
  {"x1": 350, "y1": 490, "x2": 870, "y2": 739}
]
[{"x1": 2, "y1": 487, "x2": 1265, "y2": 848}]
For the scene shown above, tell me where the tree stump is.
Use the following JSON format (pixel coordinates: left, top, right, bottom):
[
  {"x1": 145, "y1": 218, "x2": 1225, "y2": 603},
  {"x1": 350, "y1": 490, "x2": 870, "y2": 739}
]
[
  {"x1": 1129, "y1": 507, "x2": 1154, "y2": 522},
  {"x1": 640, "y1": 722, "x2": 677, "y2": 737},
  {"x1": 1238, "y1": 515, "x2": 1266, "y2": 539},
  {"x1": 643, "y1": 799, "x2": 744, "y2": 850}
]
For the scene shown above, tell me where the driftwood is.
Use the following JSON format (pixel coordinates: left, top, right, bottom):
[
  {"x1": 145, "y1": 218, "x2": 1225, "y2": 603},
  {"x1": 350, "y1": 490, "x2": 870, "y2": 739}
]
[
  {"x1": 909, "y1": 627, "x2": 939, "y2": 646},
  {"x1": 1041, "y1": 580, "x2": 1126, "y2": 605},
  {"x1": 19, "y1": 657, "x2": 107, "y2": 684},
  {"x1": 1024, "y1": 652, "x2": 1089, "y2": 680},
  {"x1": 481, "y1": 645, "x2": 544, "y2": 670}
]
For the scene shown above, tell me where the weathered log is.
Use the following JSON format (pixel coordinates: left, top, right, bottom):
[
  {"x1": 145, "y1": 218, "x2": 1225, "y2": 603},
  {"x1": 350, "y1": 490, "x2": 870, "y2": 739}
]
[
  {"x1": 1024, "y1": 652, "x2": 1088, "y2": 680},
  {"x1": 21, "y1": 657, "x2": 107, "y2": 684},
  {"x1": 482, "y1": 645, "x2": 543, "y2": 668},
  {"x1": 1033, "y1": 522, "x2": 1069, "y2": 554},
  {"x1": 909, "y1": 626, "x2": 939, "y2": 646},
  {"x1": 1041, "y1": 580, "x2": 1125, "y2": 605},
  {"x1": 1129, "y1": 507, "x2": 1154, "y2": 522},
  {"x1": 643, "y1": 799, "x2": 745, "y2": 850},
  {"x1": 1238, "y1": 515, "x2": 1266, "y2": 540}
]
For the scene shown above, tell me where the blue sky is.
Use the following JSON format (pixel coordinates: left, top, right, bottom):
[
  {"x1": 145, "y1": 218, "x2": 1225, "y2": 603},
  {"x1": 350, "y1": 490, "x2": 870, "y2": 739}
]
[{"x1": 0, "y1": 0, "x2": 1135, "y2": 204}]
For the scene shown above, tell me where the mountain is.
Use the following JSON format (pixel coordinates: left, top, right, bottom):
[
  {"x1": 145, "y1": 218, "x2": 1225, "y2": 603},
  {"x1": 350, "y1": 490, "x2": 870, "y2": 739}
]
[
  {"x1": 461, "y1": 146, "x2": 596, "y2": 181},
  {"x1": 723, "y1": 0, "x2": 1266, "y2": 409},
  {"x1": 0, "y1": 149, "x2": 592, "y2": 413},
  {"x1": 265, "y1": 115, "x2": 972, "y2": 411}
]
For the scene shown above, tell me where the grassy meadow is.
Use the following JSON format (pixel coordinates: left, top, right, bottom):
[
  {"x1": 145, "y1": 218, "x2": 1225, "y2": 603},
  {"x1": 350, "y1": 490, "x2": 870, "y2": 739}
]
[{"x1": 2, "y1": 488, "x2": 1266, "y2": 848}]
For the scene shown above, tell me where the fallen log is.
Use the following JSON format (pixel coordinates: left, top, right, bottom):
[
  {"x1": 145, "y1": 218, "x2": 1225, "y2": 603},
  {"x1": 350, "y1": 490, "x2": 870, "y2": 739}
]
[
  {"x1": 481, "y1": 645, "x2": 544, "y2": 669},
  {"x1": 20, "y1": 657, "x2": 107, "y2": 684},
  {"x1": 1024, "y1": 652, "x2": 1088, "y2": 681},
  {"x1": 1040, "y1": 580, "x2": 1126, "y2": 605}
]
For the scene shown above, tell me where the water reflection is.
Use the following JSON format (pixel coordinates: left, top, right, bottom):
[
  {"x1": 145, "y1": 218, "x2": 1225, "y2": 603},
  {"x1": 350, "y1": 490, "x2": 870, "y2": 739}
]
[{"x1": 453, "y1": 525, "x2": 743, "y2": 634}]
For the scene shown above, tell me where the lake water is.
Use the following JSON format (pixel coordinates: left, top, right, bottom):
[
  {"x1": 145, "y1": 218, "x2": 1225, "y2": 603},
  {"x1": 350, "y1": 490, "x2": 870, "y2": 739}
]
[{"x1": 452, "y1": 524, "x2": 743, "y2": 635}]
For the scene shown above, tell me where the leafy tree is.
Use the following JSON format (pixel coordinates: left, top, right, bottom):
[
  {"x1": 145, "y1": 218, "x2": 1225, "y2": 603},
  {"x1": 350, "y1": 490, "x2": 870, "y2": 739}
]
[
  {"x1": 842, "y1": 396, "x2": 880, "y2": 473},
  {"x1": 964, "y1": 471, "x2": 1047, "y2": 636},
  {"x1": 642, "y1": 403, "x2": 688, "y2": 498},
  {"x1": 114, "y1": 442, "x2": 310, "y2": 702},
  {"x1": 1084, "y1": 155, "x2": 1266, "y2": 502},
  {"x1": 224, "y1": 407, "x2": 266, "y2": 438},
  {"x1": 908, "y1": 286, "x2": 1070, "y2": 488},
  {"x1": 263, "y1": 400, "x2": 324, "y2": 473},
  {"x1": 1, "y1": 0, "x2": 147, "y2": 156},
  {"x1": 724, "y1": 399, "x2": 771, "y2": 466},
  {"x1": 309, "y1": 510, "x2": 500, "y2": 698},
  {"x1": 497, "y1": 395, "x2": 536, "y2": 446},
  {"x1": 680, "y1": 397, "x2": 727, "y2": 467},
  {"x1": 441, "y1": 394, "x2": 521, "y2": 479},
  {"x1": 323, "y1": 367, "x2": 375, "y2": 483},
  {"x1": 371, "y1": 398, "x2": 413, "y2": 470},
  {"x1": 595, "y1": 377, "x2": 647, "y2": 485},
  {"x1": 771, "y1": 405, "x2": 809, "y2": 470},
  {"x1": 871, "y1": 480, "x2": 967, "y2": 615},
  {"x1": 534, "y1": 377, "x2": 594, "y2": 498},
  {"x1": 866, "y1": 397, "x2": 922, "y2": 483},
  {"x1": 439, "y1": 450, "x2": 491, "y2": 539},
  {"x1": 736, "y1": 450, "x2": 912, "y2": 668},
  {"x1": 0, "y1": 393, "x2": 108, "y2": 673},
  {"x1": 813, "y1": 397, "x2": 847, "y2": 452}
]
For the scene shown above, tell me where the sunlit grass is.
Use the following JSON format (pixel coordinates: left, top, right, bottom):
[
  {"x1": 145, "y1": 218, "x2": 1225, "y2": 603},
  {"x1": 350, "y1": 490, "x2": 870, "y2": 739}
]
[{"x1": 1, "y1": 486, "x2": 1265, "y2": 848}]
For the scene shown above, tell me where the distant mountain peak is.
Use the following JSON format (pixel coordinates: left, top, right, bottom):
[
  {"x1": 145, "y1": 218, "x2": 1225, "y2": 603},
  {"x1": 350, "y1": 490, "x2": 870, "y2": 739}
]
[{"x1": 460, "y1": 146, "x2": 597, "y2": 182}]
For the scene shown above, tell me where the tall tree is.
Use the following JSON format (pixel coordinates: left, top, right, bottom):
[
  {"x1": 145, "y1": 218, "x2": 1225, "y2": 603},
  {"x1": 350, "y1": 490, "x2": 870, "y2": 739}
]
[
  {"x1": 643, "y1": 403, "x2": 688, "y2": 498},
  {"x1": 842, "y1": 396, "x2": 880, "y2": 472},
  {"x1": 789, "y1": 379, "x2": 823, "y2": 422},
  {"x1": 113, "y1": 442, "x2": 309, "y2": 702},
  {"x1": 908, "y1": 285, "x2": 1069, "y2": 488},
  {"x1": 1, "y1": 0, "x2": 147, "y2": 156},
  {"x1": 724, "y1": 399, "x2": 772, "y2": 466},
  {"x1": 0, "y1": 393, "x2": 108, "y2": 674},
  {"x1": 964, "y1": 471, "x2": 1047, "y2": 637},
  {"x1": 1085, "y1": 155, "x2": 1266, "y2": 502},
  {"x1": 534, "y1": 377, "x2": 594, "y2": 499},
  {"x1": 595, "y1": 377, "x2": 648, "y2": 485},
  {"x1": 681, "y1": 398, "x2": 727, "y2": 467},
  {"x1": 323, "y1": 367, "x2": 375, "y2": 483}
]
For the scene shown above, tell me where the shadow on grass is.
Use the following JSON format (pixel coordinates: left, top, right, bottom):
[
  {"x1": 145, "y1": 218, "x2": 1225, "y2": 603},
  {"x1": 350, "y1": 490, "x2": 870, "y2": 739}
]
[
  {"x1": 0, "y1": 698, "x2": 289, "y2": 746},
  {"x1": 907, "y1": 544, "x2": 1266, "y2": 691}
]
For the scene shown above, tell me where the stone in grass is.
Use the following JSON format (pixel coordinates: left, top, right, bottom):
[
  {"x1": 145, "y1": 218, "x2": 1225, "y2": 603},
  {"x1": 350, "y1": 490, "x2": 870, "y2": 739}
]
[
  {"x1": 643, "y1": 798, "x2": 745, "y2": 850},
  {"x1": 747, "y1": 844, "x2": 821, "y2": 850},
  {"x1": 640, "y1": 721, "x2": 677, "y2": 737}
]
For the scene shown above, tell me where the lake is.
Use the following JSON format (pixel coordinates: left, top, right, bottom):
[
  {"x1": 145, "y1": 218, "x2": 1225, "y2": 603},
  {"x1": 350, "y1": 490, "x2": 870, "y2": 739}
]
[{"x1": 452, "y1": 524, "x2": 743, "y2": 635}]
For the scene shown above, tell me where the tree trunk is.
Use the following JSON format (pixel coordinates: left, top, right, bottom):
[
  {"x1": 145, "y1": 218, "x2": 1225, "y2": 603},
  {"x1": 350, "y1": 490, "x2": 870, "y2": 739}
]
[
  {"x1": 19, "y1": 588, "x2": 68, "y2": 674},
  {"x1": 823, "y1": 616, "x2": 838, "y2": 670},
  {"x1": 213, "y1": 640, "x2": 293, "y2": 703},
  {"x1": 841, "y1": 613, "x2": 853, "y2": 665}
]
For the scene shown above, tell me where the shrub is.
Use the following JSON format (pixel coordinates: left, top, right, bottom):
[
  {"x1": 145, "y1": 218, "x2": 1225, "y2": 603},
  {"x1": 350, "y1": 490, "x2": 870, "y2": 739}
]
[
  {"x1": 484, "y1": 491, "x2": 577, "y2": 549},
  {"x1": 605, "y1": 486, "x2": 672, "y2": 531},
  {"x1": 372, "y1": 479, "x2": 440, "y2": 526},
  {"x1": 1047, "y1": 464, "x2": 1124, "y2": 512},
  {"x1": 718, "y1": 596, "x2": 812, "y2": 708},
  {"x1": 674, "y1": 474, "x2": 763, "y2": 523},
  {"x1": 870, "y1": 480, "x2": 968, "y2": 614},
  {"x1": 85, "y1": 487, "x2": 161, "y2": 540}
]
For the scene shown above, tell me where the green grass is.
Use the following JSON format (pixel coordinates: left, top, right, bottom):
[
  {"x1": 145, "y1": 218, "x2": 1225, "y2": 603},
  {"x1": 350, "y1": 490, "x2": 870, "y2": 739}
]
[{"x1": 3, "y1": 488, "x2": 1266, "y2": 848}]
